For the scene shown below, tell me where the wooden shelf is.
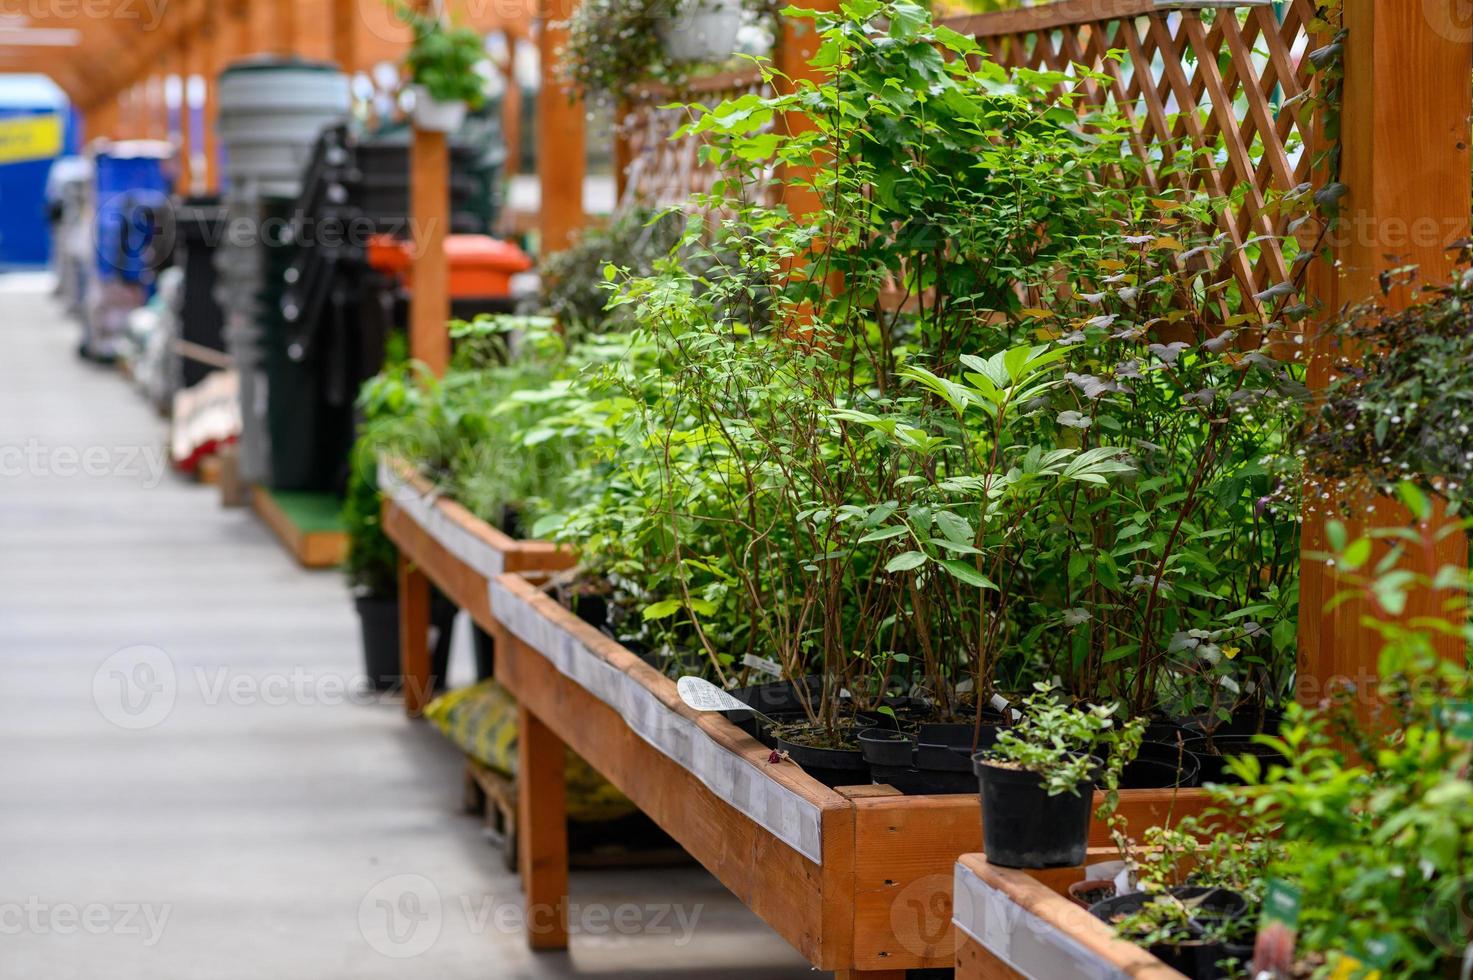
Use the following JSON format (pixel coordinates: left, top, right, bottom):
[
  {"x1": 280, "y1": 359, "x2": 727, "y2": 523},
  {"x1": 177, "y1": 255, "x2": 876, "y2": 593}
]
[
  {"x1": 377, "y1": 457, "x2": 574, "y2": 713},
  {"x1": 490, "y1": 572, "x2": 1214, "y2": 976},
  {"x1": 953, "y1": 854, "x2": 1187, "y2": 980},
  {"x1": 251, "y1": 486, "x2": 347, "y2": 569}
]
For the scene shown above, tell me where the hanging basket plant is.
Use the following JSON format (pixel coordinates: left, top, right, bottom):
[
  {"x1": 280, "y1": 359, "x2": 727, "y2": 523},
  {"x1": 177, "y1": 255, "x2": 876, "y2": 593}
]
[
  {"x1": 559, "y1": 0, "x2": 768, "y2": 98},
  {"x1": 399, "y1": 3, "x2": 490, "y2": 132}
]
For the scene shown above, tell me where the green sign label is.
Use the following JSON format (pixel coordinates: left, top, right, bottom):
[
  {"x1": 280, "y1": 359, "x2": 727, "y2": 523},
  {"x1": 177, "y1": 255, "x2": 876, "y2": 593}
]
[{"x1": 1262, "y1": 879, "x2": 1302, "y2": 927}]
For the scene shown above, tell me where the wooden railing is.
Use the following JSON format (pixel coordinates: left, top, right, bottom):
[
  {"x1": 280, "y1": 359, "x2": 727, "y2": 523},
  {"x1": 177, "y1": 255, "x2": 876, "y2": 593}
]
[{"x1": 612, "y1": 0, "x2": 1321, "y2": 314}]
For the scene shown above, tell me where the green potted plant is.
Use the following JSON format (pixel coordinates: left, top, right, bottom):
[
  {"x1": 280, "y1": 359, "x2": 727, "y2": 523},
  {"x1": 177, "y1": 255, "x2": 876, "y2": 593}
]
[
  {"x1": 399, "y1": 3, "x2": 489, "y2": 132},
  {"x1": 970, "y1": 685, "x2": 1145, "y2": 868},
  {"x1": 344, "y1": 440, "x2": 402, "y2": 691}
]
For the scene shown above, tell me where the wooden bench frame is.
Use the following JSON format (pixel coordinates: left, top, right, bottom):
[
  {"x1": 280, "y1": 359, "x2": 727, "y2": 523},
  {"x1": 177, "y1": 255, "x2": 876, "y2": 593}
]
[
  {"x1": 952, "y1": 853, "x2": 1187, "y2": 980},
  {"x1": 377, "y1": 457, "x2": 574, "y2": 714},
  {"x1": 380, "y1": 471, "x2": 1211, "y2": 977}
]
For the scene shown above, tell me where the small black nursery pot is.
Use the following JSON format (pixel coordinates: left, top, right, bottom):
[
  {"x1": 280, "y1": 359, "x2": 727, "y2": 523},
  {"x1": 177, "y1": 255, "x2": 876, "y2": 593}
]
[
  {"x1": 1120, "y1": 739, "x2": 1202, "y2": 789},
  {"x1": 773, "y1": 733, "x2": 870, "y2": 789},
  {"x1": 1182, "y1": 734, "x2": 1287, "y2": 785},
  {"x1": 972, "y1": 754, "x2": 1099, "y2": 869},
  {"x1": 858, "y1": 727, "x2": 914, "y2": 767},
  {"x1": 1090, "y1": 887, "x2": 1251, "y2": 980}
]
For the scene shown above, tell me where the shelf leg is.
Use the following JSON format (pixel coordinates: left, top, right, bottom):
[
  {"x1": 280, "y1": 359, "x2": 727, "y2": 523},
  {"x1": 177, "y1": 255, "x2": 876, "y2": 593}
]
[
  {"x1": 517, "y1": 703, "x2": 569, "y2": 950},
  {"x1": 398, "y1": 555, "x2": 431, "y2": 717},
  {"x1": 836, "y1": 971, "x2": 906, "y2": 979}
]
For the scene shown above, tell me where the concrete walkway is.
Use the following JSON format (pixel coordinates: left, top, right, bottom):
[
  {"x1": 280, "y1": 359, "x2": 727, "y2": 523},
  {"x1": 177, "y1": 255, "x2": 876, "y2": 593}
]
[{"x1": 0, "y1": 277, "x2": 815, "y2": 980}]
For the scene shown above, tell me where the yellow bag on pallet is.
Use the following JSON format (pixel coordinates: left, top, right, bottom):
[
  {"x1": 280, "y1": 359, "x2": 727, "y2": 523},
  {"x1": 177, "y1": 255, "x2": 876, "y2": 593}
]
[{"x1": 423, "y1": 679, "x2": 636, "y2": 824}]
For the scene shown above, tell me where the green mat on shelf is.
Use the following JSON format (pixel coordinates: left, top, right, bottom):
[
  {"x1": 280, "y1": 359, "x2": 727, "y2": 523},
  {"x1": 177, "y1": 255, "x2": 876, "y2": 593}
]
[{"x1": 266, "y1": 490, "x2": 346, "y2": 534}]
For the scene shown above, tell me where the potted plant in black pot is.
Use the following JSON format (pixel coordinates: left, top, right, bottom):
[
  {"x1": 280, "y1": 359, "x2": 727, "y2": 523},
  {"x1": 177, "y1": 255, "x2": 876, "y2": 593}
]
[
  {"x1": 344, "y1": 440, "x2": 402, "y2": 692},
  {"x1": 971, "y1": 684, "x2": 1145, "y2": 869},
  {"x1": 400, "y1": 3, "x2": 489, "y2": 133}
]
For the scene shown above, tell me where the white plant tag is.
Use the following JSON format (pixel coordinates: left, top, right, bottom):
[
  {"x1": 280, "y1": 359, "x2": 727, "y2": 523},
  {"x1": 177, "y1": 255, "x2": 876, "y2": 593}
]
[
  {"x1": 741, "y1": 654, "x2": 783, "y2": 678},
  {"x1": 677, "y1": 676, "x2": 748, "y2": 713},
  {"x1": 990, "y1": 692, "x2": 1023, "y2": 721}
]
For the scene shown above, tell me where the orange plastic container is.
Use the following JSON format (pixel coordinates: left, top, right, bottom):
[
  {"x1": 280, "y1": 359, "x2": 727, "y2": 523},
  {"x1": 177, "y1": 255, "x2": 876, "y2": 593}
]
[{"x1": 366, "y1": 234, "x2": 533, "y2": 298}]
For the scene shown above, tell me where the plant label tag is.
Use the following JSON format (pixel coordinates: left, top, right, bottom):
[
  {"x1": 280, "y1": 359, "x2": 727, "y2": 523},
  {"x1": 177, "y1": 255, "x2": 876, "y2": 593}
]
[
  {"x1": 989, "y1": 692, "x2": 1023, "y2": 721},
  {"x1": 677, "y1": 676, "x2": 747, "y2": 713},
  {"x1": 741, "y1": 654, "x2": 783, "y2": 678},
  {"x1": 1261, "y1": 879, "x2": 1302, "y2": 926},
  {"x1": 1252, "y1": 878, "x2": 1301, "y2": 977},
  {"x1": 1359, "y1": 935, "x2": 1399, "y2": 970}
]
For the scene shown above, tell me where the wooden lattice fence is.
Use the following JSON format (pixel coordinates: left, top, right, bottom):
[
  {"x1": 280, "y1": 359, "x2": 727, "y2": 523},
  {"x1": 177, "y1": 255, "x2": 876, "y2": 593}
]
[
  {"x1": 950, "y1": 0, "x2": 1322, "y2": 314},
  {"x1": 613, "y1": 0, "x2": 1323, "y2": 315}
]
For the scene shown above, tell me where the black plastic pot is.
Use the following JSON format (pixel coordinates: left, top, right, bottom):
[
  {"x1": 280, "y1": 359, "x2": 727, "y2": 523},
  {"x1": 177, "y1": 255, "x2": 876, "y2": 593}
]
[
  {"x1": 973, "y1": 755, "x2": 1098, "y2": 869},
  {"x1": 1121, "y1": 739, "x2": 1202, "y2": 789},
  {"x1": 870, "y1": 763, "x2": 976, "y2": 795},
  {"x1": 858, "y1": 727, "x2": 914, "y2": 767},
  {"x1": 1183, "y1": 734, "x2": 1288, "y2": 785},
  {"x1": 428, "y1": 588, "x2": 458, "y2": 696},
  {"x1": 1089, "y1": 887, "x2": 1250, "y2": 980},
  {"x1": 355, "y1": 594, "x2": 400, "y2": 691},
  {"x1": 1143, "y1": 719, "x2": 1193, "y2": 745},
  {"x1": 773, "y1": 733, "x2": 870, "y2": 789},
  {"x1": 723, "y1": 678, "x2": 822, "y2": 739},
  {"x1": 1181, "y1": 705, "x2": 1285, "y2": 738},
  {"x1": 472, "y1": 625, "x2": 495, "y2": 681}
]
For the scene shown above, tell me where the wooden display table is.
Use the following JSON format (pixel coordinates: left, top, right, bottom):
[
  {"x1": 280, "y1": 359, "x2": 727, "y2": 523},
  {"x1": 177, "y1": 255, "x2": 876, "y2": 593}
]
[
  {"x1": 489, "y1": 572, "x2": 1212, "y2": 977},
  {"x1": 377, "y1": 458, "x2": 574, "y2": 713},
  {"x1": 379, "y1": 464, "x2": 1212, "y2": 975},
  {"x1": 953, "y1": 854, "x2": 1186, "y2": 979}
]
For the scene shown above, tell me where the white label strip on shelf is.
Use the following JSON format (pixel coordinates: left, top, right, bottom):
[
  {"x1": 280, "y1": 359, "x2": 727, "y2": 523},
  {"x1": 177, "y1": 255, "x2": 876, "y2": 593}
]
[
  {"x1": 490, "y1": 579, "x2": 824, "y2": 864},
  {"x1": 377, "y1": 459, "x2": 505, "y2": 579},
  {"x1": 952, "y1": 863, "x2": 1129, "y2": 980}
]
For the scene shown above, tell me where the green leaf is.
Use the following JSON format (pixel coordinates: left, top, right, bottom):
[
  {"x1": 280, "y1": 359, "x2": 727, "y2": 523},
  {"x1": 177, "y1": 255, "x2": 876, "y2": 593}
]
[
  {"x1": 858, "y1": 525, "x2": 909, "y2": 544},
  {"x1": 934, "y1": 510, "x2": 974, "y2": 544},
  {"x1": 1341, "y1": 537, "x2": 1372, "y2": 570},
  {"x1": 642, "y1": 599, "x2": 683, "y2": 621},
  {"x1": 940, "y1": 559, "x2": 997, "y2": 590},
  {"x1": 885, "y1": 551, "x2": 928, "y2": 573}
]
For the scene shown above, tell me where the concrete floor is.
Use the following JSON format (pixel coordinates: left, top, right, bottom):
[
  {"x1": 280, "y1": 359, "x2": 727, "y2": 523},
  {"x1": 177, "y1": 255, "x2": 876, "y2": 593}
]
[{"x1": 0, "y1": 277, "x2": 817, "y2": 980}]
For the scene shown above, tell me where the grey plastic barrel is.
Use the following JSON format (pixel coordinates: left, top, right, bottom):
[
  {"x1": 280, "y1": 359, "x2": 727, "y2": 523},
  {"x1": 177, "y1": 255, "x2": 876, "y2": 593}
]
[
  {"x1": 217, "y1": 59, "x2": 351, "y2": 199},
  {"x1": 215, "y1": 58, "x2": 348, "y2": 485}
]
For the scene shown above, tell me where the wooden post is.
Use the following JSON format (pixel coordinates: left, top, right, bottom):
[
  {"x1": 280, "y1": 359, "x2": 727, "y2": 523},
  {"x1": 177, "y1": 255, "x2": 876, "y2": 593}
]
[
  {"x1": 398, "y1": 555, "x2": 434, "y2": 715},
  {"x1": 332, "y1": 0, "x2": 358, "y2": 74},
  {"x1": 499, "y1": 32, "x2": 523, "y2": 181},
  {"x1": 175, "y1": 44, "x2": 194, "y2": 195},
  {"x1": 410, "y1": 127, "x2": 452, "y2": 375},
  {"x1": 407, "y1": 0, "x2": 452, "y2": 375},
  {"x1": 1298, "y1": 3, "x2": 1472, "y2": 712},
  {"x1": 537, "y1": 0, "x2": 585, "y2": 253},
  {"x1": 201, "y1": 11, "x2": 222, "y2": 192},
  {"x1": 774, "y1": 0, "x2": 837, "y2": 220},
  {"x1": 275, "y1": 0, "x2": 299, "y2": 56},
  {"x1": 516, "y1": 703, "x2": 569, "y2": 951},
  {"x1": 235, "y1": 0, "x2": 254, "y2": 59}
]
